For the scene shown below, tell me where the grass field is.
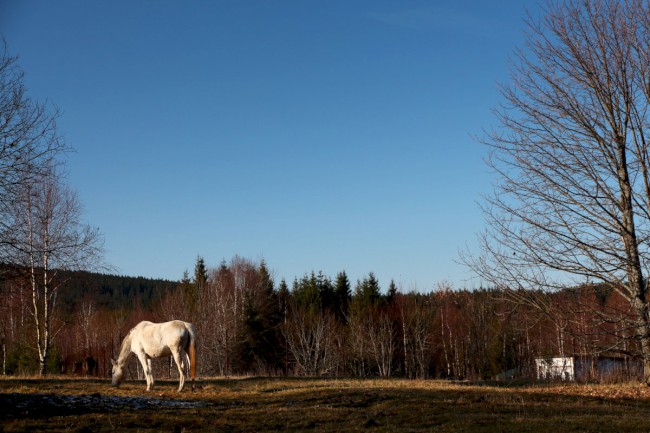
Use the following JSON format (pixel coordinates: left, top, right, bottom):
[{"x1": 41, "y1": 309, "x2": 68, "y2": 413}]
[{"x1": 3, "y1": 377, "x2": 650, "y2": 432}]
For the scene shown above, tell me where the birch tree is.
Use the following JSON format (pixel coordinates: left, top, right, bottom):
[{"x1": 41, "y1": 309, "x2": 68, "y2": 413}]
[
  {"x1": 467, "y1": 0, "x2": 650, "y2": 383},
  {"x1": 0, "y1": 44, "x2": 66, "y2": 263},
  {"x1": 8, "y1": 167, "x2": 103, "y2": 375}
]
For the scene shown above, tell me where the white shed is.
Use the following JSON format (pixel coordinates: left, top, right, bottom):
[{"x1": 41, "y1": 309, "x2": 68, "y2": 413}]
[{"x1": 535, "y1": 357, "x2": 574, "y2": 381}]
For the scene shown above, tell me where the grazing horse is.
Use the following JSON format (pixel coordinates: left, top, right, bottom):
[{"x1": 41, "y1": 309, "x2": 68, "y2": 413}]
[{"x1": 111, "y1": 320, "x2": 197, "y2": 392}]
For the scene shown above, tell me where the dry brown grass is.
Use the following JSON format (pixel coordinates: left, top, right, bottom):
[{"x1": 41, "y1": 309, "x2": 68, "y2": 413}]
[{"x1": 3, "y1": 377, "x2": 650, "y2": 432}]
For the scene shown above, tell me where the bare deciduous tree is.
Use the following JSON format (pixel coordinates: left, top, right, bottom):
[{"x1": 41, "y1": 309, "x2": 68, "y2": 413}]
[
  {"x1": 0, "y1": 44, "x2": 66, "y2": 263},
  {"x1": 397, "y1": 293, "x2": 434, "y2": 379},
  {"x1": 367, "y1": 312, "x2": 396, "y2": 377},
  {"x1": 283, "y1": 306, "x2": 338, "y2": 376},
  {"x1": 198, "y1": 264, "x2": 237, "y2": 376},
  {"x1": 466, "y1": 0, "x2": 650, "y2": 383},
  {"x1": 8, "y1": 168, "x2": 103, "y2": 375}
]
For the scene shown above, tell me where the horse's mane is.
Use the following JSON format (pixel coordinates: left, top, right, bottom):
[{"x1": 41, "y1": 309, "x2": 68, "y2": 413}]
[{"x1": 116, "y1": 327, "x2": 135, "y2": 364}]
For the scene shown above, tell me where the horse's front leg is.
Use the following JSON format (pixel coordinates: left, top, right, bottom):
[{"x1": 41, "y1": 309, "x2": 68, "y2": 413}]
[
  {"x1": 137, "y1": 353, "x2": 153, "y2": 391},
  {"x1": 147, "y1": 358, "x2": 154, "y2": 390}
]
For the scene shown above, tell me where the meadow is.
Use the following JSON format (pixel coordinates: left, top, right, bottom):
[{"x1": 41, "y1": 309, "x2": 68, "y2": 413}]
[{"x1": 3, "y1": 377, "x2": 650, "y2": 432}]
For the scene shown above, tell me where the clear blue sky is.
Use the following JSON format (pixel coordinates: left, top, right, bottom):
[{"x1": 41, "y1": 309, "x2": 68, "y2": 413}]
[{"x1": 1, "y1": 1, "x2": 537, "y2": 291}]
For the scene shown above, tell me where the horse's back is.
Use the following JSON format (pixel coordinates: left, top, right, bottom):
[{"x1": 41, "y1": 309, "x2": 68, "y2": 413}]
[
  {"x1": 132, "y1": 321, "x2": 194, "y2": 353},
  {"x1": 159, "y1": 321, "x2": 194, "y2": 347},
  {"x1": 135, "y1": 320, "x2": 188, "y2": 334},
  {"x1": 133, "y1": 320, "x2": 154, "y2": 329}
]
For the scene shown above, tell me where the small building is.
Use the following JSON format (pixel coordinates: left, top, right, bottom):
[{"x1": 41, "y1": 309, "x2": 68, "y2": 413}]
[
  {"x1": 535, "y1": 355, "x2": 642, "y2": 382},
  {"x1": 536, "y1": 357, "x2": 574, "y2": 381}
]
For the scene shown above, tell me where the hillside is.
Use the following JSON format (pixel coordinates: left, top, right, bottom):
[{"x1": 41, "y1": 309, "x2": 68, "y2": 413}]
[
  {"x1": 61, "y1": 270, "x2": 179, "y2": 312},
  {"x1": 0, "y1": 265, "x2": 180, "y2": 314}
]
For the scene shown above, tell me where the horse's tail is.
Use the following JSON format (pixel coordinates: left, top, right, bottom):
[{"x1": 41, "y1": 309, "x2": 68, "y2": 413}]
[{"x1": 187, "y1": 323, "x2": 197, "y2": 390}]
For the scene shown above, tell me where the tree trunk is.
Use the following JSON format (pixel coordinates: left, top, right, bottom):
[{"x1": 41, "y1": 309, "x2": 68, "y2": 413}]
[{"x1": 632, "y1": 296, "x2": 650, "y2": 384}]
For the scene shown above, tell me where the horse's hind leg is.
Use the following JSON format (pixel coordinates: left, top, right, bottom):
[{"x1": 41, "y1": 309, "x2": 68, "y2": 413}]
[
  {"x1": 184, "y1": 353, "x2": 193, "y2": 390},
  {"x1": 171, "y1": 349, "x2": 186, "y2": 392}
]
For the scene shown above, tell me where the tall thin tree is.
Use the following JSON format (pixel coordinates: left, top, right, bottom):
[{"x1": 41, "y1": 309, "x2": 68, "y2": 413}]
[{"x1": 8, "y1": 167, "x2": 103, "y2": 374}]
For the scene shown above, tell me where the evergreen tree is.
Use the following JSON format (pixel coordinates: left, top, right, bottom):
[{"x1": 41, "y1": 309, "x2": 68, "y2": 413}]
[
  {"x1": 317, "y1": 271, "x2": 335, "y2": 312},
  {"x1": 293, "y1": 272, "x2": 321, "y2": 313},
  {"x1": 258, "y1": 260, "x2": 274, "y2": 295},
  {"x1": 181, "y1": 270, "x2": 191, "y2": 286},
  {"x1": 334, "y1": 271, "x2": 351, "y2": 321},
  {"x1": 193, "y1": 256, "x2": 208, "y2": 291},
  {"x1": 354, "y1": 272, "x2": 381, "y2": 307},
  {"x1": 276, "y1": 278, "x2": 290, "y2": 375},
  {"x1": 234, "y1": 260, "x2": 281, "y2": 374},
  {"x1": 236, "y1": 296, "x2": 265, "y2": 373},
  {"x1": 277, "y1": 278, "x2": 290, "y2": 319},
  {"x1": 387, "y1": 279, "x2": 398, "y2": 305},
  {"x1": 179, "y1": 269, "x2": 192, "y2": 304},
  {"x1": 188, "y1": 255, "x2": 208, "y2": 311}
]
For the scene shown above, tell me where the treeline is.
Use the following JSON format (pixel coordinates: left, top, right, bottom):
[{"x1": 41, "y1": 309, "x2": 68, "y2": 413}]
[{"x1": 0, "y1": 257, "x2": 642, "y2": 381}]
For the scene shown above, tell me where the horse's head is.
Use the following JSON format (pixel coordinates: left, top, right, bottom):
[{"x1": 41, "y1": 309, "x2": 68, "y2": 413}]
[{"x1": 110, "y1": 358, "x2": 124, "y2": 387}]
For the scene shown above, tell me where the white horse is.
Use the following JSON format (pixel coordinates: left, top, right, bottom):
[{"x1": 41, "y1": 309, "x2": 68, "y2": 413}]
[{"x1": 111, "y1": 320, "x2": 197, "y2": 392}]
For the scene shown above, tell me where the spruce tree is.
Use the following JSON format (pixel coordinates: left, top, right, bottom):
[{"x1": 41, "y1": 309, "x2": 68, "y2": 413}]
[
  {"x1": 193, "y1": 256, "x2": 208, "y2": 291},
  {"x1": 387, "y1": 279, "x2": 398, "y2": 305},
  {"x1": 355, "y1": 272, "x2": 381, "y2": 307},
  {"x1": 293, "y1": 272, "x2": 321, "y2": 313},
  {"x1": 316, "y1": 271, "x2": 334, "y2": 312},
  {"x1": 188, "y1": 255, "x2": 208, "y2": 311},
  {"x1": 234, "y1": 260, "x2": 281, "y2": 374},
  {"x1": 334, "y1": 271, "x2": 351, "y2": 321}
]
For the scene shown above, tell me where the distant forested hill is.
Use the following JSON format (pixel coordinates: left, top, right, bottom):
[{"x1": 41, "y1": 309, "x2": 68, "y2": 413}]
[
  {"x1": 0, "y1": 265, "x2": 179, "y2": 314},
  {"x1": 57, "y1": 270, "x2": 180, "y2": 313}
]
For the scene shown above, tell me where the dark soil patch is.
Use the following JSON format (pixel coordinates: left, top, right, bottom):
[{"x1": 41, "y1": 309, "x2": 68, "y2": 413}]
[{"x1": 0, "y1": 392, "x2": 207, "y2": 419}]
